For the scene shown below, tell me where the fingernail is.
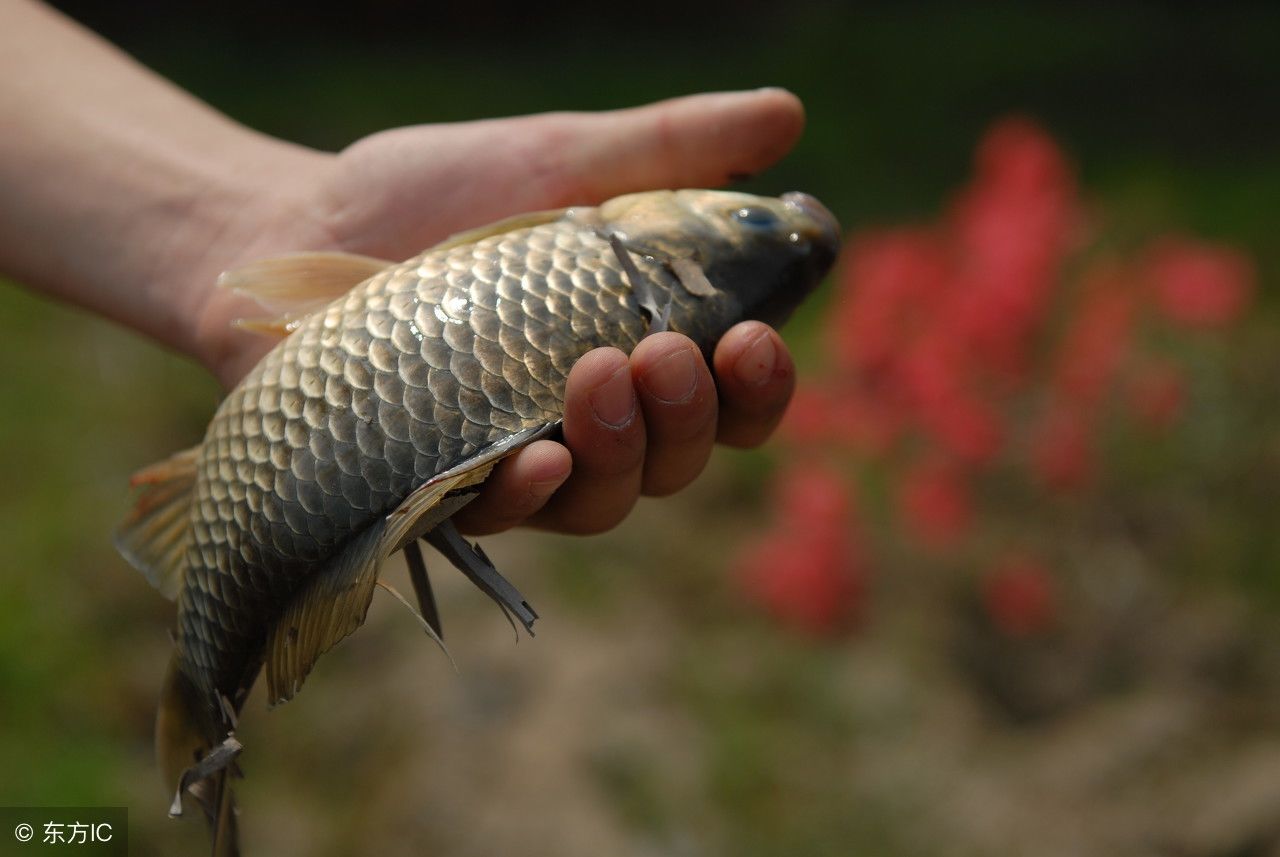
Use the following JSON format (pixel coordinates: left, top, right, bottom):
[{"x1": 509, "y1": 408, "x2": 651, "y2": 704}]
[
  {"x1": 733, "y1": 331, "x2": 777, "y2": 386},
  {"x1": 589, "y1": 365, "x2": 637, "y2": 428},
  {"x1": 639, "y1": 348, "x2": 698, "y2": 404}
]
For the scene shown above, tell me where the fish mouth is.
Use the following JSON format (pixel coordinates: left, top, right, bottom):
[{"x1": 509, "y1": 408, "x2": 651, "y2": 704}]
[
  {"x1": 782, "y1": 191, "x2": 842, "y2": 270},
  {"x1": 782, "y1": 192, "x2": 841, "y2": 246}
]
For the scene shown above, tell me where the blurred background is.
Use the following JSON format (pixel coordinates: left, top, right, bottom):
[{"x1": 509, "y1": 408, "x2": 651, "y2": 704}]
[{"x1": 2, "y1": 3, "x2": 1278, "y2": 855}]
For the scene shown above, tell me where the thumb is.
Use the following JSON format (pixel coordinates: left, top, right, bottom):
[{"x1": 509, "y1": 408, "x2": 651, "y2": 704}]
[
  {"x1": 320, "y1": 89, "x2": 805, "y2": 258},
  {"x1": 536, "y1": 87, "x2": 806, "y2": 201}
]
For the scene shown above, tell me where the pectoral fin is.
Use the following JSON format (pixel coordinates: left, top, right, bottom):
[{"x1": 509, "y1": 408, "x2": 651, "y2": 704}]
[
  {"x1": 264, "y1": 423, "x2": 558, "y2": 703},
  {"x1": 218, "y1": 251, "x2": 394, "y2": 337},
  {"x1": 263, "y1": 462, "x2": 492, "y2": 703},
  {"x1": 404, "y1": 540, "x2": 444, "y2": 641},
  {"x1": 426, "y1": 520, "x2": 538, "y2": 634}
]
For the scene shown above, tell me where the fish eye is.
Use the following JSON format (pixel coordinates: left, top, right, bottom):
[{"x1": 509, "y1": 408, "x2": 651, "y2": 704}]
[{"x1": 731, "y1": 206, "x2": 778, "y2": 228}]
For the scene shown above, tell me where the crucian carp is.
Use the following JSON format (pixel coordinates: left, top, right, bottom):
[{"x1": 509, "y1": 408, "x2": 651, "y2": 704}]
[{"x1": 115, "y1": 188, "x2": 840, "y2": 855}]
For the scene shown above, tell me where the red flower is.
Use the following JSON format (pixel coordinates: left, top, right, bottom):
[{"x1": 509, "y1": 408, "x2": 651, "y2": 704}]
[
  {"x1": 1052, "y1": 263, "x2": 1138, "y2": 410},
  {"x1": 1146, "y1": 239, "x2": 1254, "y2": 329},
  {"x1": 828, "y1": 230, "x2": 949, "y2": 376},
  {"x1": 758, "y1": 114, "x2": 1259, "y2": 646},
  {"x1": 736, "y1": 528, "x2": 865, "y2": 637},
  {"x1": 735, "y1": 465, "x2": 865, "y2": 636},
  {"x1": 773, "y1": 462, "x2": 852, "y2": 531},
  {"x1": 917, "y1": 387, "x2": 1004, "y2": 465},
  {"x1": 897, "y1": 457, "x2": 973, "y2": 547},
  {"x1": 1029, "y1": 405, "x2": 1094, "y2": 493},
  {"x1": 780, "y1": 386, "x2": 840, "y2": 446},
  {"x1": 894, "y1": 335, "x2": 1002, "y2": 464},
  {"x1": 948, "y1": 116, "x2": 1082, "y2": 384},
  {"x1": 974, "y1": 117, "x2": 1075, "y2": 195},
  {"x1": 981, "y1": 554, "x2": 1058, "y2": 637},
  {"x1": 780, "y1": 385, "x2": 903, "y2": 455},
  {"x1": 1127, "y1": 360, "x2": 1186, "y2": 431}
]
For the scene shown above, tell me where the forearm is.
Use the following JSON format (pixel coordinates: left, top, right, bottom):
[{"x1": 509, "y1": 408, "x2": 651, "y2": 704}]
[{"x1": 0, "y1": 0, "x2": 327, "y2": 363}]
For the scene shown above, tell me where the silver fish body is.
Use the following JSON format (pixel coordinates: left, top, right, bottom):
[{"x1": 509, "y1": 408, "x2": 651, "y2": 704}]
[{"x1": 116, "y1": 188, "x2": 840, "y2": 853}]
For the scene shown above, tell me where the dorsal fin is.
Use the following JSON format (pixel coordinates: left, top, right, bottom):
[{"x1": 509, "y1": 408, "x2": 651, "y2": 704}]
[
  {"x1": 114, "y1": 447, "x2": 200, "y2": 600},
  {"x1": 426, "y1": 209, "x2": 568, "y2": 254},
  {"x1": 218, "y1": 251, "x2": 393, "y2": 336}
]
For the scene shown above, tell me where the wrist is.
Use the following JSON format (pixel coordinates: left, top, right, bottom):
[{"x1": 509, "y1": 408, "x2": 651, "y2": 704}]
[
  {"x1": 163, "y1": 133, "x2": 335, "y2": 383},
  {"x1": 0, "y1": 1, "x2": 336, "y2": 386}
]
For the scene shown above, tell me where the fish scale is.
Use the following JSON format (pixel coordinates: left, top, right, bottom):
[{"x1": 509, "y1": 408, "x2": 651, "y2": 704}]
[
  {"x1": 115, "y1": 188, "x2": 841, "y2": 855},
  {"x1": 179, "y1": 224, "x2": 651, "y2": 698}
]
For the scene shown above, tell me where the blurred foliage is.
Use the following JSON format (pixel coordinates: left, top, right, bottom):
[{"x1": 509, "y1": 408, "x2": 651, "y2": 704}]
[{"x1": 1, "y1": 3, "x2": 1277, "y2": 855}]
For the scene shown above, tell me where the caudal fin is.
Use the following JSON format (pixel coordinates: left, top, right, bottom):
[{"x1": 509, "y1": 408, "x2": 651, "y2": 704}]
[
  {"x1": 156, "y1": 656, "x2": 242, "y2": 857},
  {"x1": 179, "y1": 766, "x2": 240, "y2": 857}
]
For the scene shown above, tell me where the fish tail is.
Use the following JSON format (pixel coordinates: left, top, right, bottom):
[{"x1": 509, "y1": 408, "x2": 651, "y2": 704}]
[
  {"x1": 209, "y1": 771, "x2": 239, "y2": 857},
  {"x1": 156, "y1": 655, "x2": 242, "y2": 857}
]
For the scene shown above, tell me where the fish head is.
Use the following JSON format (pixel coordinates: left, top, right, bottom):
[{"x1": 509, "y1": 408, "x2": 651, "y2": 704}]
[{"x1": 595, "y1": 189, "x2": 841, "y2": 332}]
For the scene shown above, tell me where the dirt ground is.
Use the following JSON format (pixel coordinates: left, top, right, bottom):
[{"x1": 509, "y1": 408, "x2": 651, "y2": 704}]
[{"x1": 95, "y1": 463, "x2": 1280, "y2": 857}]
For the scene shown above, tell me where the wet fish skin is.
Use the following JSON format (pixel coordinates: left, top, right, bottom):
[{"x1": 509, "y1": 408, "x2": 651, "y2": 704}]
[
  {"x1": 117, "y1": 188, "x2": 840, "y2": 853},
  {"x1": 180, "y1": 189, "x2": 838, "y2": 705},
  {"x1": 181, "y1": 219, "x2": 642, "y2": 698}
]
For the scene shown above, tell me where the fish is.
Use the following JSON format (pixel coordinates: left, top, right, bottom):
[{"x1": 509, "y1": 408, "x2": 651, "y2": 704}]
[{"x1": 114, "y1": 188, "x2": 840, "y2": 855}]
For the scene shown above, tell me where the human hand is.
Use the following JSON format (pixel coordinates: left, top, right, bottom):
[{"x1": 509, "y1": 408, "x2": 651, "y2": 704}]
[{"x1": 183, "y1": 90, "x2": 805, "y2": 535}]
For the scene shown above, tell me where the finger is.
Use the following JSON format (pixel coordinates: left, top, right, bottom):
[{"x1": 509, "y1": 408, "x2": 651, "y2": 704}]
[
  {"x1": 451, "y1": 440, "x2": 571, "y2": 536},
  {"x1": 712, "y1": 321, "x2": 796, "y2": 449},
  {"x1": 526, "y1": 347, "x2": 646, "y2": 535},
  {"x1": 553, "y1": 88, "x2": 806, "y2": 202},
  {"x1": 630, "y1": 333, "x2": 718, "y2": 497},
  {"x1": 323, "y1": 89, "x2": 804, "y2": 262}
]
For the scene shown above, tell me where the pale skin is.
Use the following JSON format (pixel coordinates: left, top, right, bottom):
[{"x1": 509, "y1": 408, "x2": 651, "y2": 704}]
[{"x1": 0, "y1": 1, "x2": 804, "y2": 537}]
